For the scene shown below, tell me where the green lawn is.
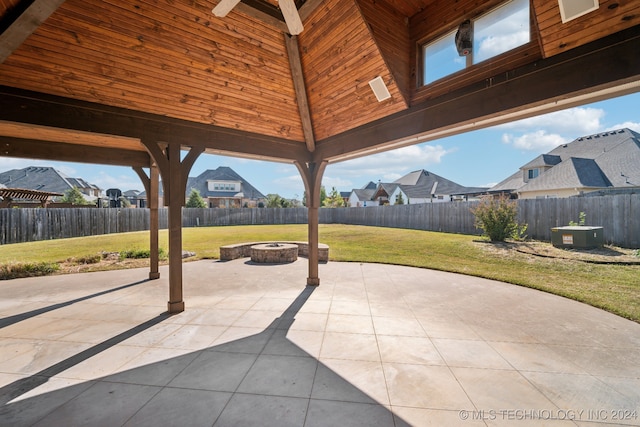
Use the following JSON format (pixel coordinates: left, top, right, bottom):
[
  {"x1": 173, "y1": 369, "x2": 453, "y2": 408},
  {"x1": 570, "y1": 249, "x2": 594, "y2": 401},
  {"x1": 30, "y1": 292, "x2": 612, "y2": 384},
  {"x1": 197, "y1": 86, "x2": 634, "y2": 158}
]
[{"x1": 1, "y1": 224, "x2": 638, "y2": 322}]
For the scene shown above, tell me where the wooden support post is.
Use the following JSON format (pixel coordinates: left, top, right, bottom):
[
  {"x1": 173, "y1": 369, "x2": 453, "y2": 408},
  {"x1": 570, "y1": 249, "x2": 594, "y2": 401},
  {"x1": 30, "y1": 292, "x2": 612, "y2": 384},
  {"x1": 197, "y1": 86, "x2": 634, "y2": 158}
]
[
  {"x1": 166, "y1": 142, "x2": 184, "y2": 313},
  {"x1": 295, "y1": 160, "x2": 327, "y2": 286},
  {"x1": 133, "y1": 163, "x2": 160, "y2": 280},
  {"x1": 148, "y1": 163, "x2": 160, "y2": 280},
  {"x1": 141, "y1": 138, "x2": 202, "y2": 314}
]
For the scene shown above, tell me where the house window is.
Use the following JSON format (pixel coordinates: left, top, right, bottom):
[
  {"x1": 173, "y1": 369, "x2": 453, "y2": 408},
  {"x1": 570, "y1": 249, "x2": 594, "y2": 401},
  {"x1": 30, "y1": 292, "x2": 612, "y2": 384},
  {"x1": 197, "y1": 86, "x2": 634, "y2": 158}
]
[
  {"x1": 422, "y1": 31, "x2": 465, "y2": 85},
  {"x1": 528, "y1": 168, "x2": 539, "y2": 179},
  {"x1": 422, "y1": 0, "x2": 530, "y2": 85}
]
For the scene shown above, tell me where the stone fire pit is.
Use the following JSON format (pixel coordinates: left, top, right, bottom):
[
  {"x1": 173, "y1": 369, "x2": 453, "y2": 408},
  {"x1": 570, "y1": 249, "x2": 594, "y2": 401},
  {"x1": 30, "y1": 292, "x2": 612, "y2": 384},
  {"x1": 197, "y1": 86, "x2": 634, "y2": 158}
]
[{"x1": 250, "y1": 243, "x2": 298, "y2": 263}]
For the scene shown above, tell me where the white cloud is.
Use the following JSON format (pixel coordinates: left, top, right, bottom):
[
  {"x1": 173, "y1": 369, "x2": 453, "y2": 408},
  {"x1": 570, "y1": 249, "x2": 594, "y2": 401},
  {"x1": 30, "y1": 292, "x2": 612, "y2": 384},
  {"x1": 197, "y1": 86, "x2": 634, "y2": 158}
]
[
  {"x1": 502, "y1": 130, "x2": 569, "y2": 151},
  {"x1": 322, "y1": 176, "x2": 353, "y2": 190},
  {"x1": 497, "y1": 107, "x2": 605, "y2": 135},
  {"x1": 606, "y1": 121, "x2": 640, "y2": 133},
  {"x1": 93, "y1": 171, "x2": 144, "y2": 192},
  {"x1": 328, "y1": 144, "x2": 452, "y2": 181},
  {"x1": 272, "y1": 174, "x2": 304, "y2": 197},
  {"x1": 476, "y1": 30, "x2": 529, "y2": 61}
]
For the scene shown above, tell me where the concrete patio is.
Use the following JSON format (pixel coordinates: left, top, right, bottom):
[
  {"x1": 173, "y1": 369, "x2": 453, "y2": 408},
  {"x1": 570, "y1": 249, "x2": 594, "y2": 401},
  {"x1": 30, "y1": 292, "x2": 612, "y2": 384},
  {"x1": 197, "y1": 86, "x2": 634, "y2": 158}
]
[{"x1": 0, "y1": 259, "x2": 639, "y2": 426}]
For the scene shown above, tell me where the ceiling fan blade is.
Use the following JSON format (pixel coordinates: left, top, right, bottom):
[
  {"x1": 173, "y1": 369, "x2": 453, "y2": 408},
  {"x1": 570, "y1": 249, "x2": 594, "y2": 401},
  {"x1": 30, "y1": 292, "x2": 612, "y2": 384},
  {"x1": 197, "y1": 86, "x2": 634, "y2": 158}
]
[
  {"x1": 278, "y1": 0, "x2": 304, "y2": 35},
  {"x1": 212, "y1": 0, "x2": 241, "y2": 17}
]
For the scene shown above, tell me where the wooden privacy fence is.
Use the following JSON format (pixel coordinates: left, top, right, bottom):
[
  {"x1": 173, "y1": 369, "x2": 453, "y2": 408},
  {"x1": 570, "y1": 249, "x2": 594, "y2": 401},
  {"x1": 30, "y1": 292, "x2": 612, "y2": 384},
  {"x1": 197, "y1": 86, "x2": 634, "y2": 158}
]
[{"x1": 0, "y1": 194, "x2": 638, "y2": 248}]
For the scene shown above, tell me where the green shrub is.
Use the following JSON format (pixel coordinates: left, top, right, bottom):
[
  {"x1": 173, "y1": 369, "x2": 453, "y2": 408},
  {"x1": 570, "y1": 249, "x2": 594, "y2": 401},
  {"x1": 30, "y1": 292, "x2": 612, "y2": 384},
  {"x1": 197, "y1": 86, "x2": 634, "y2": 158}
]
[
  {"x1": 119, "y1": 248, "x2": 167, "y2": 260},
  {"x1": 0, "y1": 262, "x2": 60, "y2": 280},
  {"x1": 471, "y1": 197, "x2": 527, "y2": 242},
  {"x1": 569, "y1": 211, "x2": 587, "y2": 226}
]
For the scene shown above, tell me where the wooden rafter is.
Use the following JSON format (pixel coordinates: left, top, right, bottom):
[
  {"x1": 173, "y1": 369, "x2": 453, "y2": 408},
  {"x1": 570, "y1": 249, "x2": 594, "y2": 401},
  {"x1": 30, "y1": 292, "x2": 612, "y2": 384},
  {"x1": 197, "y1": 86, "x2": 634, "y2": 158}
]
[
  {"x1": 285, "y1": 34, "x2": 315, "y2": 152},
  {"x1": 0, "y1": 136, "x2": 150, "y2": 167},
  {"x1": 0, "y1": 86, "x2": 311, "y2": 163},
  {"x1": 0, "y1": 0, "x2": 66, "y2": 63}
]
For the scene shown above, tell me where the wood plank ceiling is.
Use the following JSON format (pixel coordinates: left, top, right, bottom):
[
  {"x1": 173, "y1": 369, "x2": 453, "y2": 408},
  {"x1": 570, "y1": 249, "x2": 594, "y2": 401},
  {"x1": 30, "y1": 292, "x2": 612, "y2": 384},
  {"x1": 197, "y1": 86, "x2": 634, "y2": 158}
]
[{"x1": 1, "y1": 0, "x2": 639, "y2": 164}]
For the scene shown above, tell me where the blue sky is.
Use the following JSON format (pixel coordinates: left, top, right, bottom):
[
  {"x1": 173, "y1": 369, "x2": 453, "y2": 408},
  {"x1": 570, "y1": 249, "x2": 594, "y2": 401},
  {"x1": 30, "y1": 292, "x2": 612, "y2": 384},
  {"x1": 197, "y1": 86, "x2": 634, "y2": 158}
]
[{"x1": 1, "y1": 91, "x2": 639, "y2": 200}]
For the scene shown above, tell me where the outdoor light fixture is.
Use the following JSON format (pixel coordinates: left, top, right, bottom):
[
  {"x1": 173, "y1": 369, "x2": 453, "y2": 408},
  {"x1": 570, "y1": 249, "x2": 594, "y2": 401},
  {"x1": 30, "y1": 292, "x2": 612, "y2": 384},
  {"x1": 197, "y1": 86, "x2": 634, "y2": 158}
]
[
  {"x1": 455, "y1": 20, "x2": 472, "y2": 56},
  {"x1": 558, "y1": 0, "x2": 599, "y2": 23},
  {"x1": 368, "y1": 76, "x2": 391, "y2": 102}
]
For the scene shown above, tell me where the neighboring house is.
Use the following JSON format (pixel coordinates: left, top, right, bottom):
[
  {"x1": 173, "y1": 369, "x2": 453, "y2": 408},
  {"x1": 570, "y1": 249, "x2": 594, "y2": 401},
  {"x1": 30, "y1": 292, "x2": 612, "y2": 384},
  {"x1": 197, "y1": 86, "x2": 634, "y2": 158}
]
[
  {"x1": 185, "y1": 167, "x2": 266, "y2": 208},
  {"x1": 123, "y1": 189, "x2": 146, "y2": 208},
  {"x1": 0, "y1": 166, "x2": 101, "y2": 202},
  {"x1": 490, "y1": 128, "x2": 640, "y2": 199},
  {"x1": 349, "y1": 171, "x2": 488, "y2": 207},
  {"x1": 348, "y1": 181, "x2": 377, "y2": 207}
]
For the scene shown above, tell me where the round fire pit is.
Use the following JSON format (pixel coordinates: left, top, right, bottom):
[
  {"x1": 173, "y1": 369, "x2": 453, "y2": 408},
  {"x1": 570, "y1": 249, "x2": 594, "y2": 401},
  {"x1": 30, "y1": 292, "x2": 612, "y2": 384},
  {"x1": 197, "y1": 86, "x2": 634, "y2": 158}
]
[{"x1": 250, "y1": 243, "x2": 298, "y2": 263}]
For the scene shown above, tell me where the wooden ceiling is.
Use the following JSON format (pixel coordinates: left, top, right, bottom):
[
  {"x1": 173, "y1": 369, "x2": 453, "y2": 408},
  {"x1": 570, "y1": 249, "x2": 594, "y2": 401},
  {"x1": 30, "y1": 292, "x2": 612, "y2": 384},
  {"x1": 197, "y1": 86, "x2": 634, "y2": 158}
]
[{"x1": 1, "y1": 0, "x2": 639, "y2": 166}]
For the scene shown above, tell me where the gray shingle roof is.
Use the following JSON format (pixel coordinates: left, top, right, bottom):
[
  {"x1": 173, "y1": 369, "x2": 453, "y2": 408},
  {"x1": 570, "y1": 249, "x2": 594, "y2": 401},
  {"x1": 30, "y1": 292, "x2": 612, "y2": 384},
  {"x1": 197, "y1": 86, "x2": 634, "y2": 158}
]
[
  {"x1": 0, "y1": 166, "x2": 101, "y2": 194},
  {"x1": 185, "y1": 166, "x2": 265, "y2": 199},
  {"x1": 351, "y1": 169, "x2": 488, "y2": 202},
  {"x1": 491, "y1": 128, "x2": 640, "y2": 194}
]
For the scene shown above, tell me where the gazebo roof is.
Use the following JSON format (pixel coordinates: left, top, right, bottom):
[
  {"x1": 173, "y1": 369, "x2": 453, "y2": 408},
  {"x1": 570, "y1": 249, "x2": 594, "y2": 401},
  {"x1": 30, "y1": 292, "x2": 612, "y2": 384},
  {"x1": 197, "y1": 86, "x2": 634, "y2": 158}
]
[
  {"x1": 0, "y1": 187, "x2": 62, "y2": 201},
  {"x1": 1, "y1": 0, "x2": 638, "y2": 166}
]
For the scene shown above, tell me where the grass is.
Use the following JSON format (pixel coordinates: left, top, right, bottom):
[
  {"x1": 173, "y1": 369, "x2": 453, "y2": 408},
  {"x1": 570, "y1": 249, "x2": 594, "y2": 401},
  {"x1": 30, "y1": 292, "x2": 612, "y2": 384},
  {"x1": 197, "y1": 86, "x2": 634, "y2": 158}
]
[{"x1": 0, "y1": 224, "x2": 638, "y2": 322}]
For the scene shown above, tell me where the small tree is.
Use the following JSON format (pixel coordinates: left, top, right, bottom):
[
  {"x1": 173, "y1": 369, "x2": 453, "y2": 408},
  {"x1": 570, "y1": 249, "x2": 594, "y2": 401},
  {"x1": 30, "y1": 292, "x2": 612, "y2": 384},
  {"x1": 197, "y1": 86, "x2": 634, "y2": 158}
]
[
  {"x1": 323, "y1": 187, "x2": 345, "y2": 208},
  {"x1": 395, "y1": 192, "x2": 405, "y2": 205},
  {"x1": 60, "y1": 187, "x2": 90, "y2": 205},
  {"x1": 302, "y1": 186, "x2": 327, "y2": 207},
  {"x1": 266, "y1": 193, "x2": 291, "y2": 208},
  {"x1": 185, "y1": 189, "x2": 206, "y2": 208},
  {"x1": 471, "y1": 196, "x2": 527, "y2": 242}
]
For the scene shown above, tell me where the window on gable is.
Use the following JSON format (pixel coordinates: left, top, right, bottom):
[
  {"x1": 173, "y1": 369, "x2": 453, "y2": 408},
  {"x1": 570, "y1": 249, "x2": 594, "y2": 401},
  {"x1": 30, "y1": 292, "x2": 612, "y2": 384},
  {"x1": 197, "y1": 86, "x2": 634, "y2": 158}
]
[
  {"x1": 528, "y1": 168, "x2": 539, "y2": 179},
  {"x1": 421, "y1": 0, "x2": 530, "y2": 85}
]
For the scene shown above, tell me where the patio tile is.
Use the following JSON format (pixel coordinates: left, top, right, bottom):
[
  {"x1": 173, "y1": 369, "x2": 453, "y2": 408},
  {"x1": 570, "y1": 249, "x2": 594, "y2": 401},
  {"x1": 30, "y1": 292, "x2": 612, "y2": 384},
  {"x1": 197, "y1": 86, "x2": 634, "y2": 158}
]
[
  {"x1": 377, "y1": 335, "x2": 445, "y2": 366},
  {"x1": 432, "y1": 339, "x2": 512, "y2": 369},
  {"x1": 372, "y1": 316, "x2": 426, "y2": 337},
  {"x1": 237, "y1": 354, "x2": 317, "y2": 398},
  {"x1": 0, "y1": 377, "x2": 96, "y2": 427},
  {"x1": 320, "y1": 332, "x2": 380, "y2": 362},
  {"x1": 56, "y1": 345, "x2": 146, "y2": 381},
  {"x1": 262, "y1": 329, "x2": 322, "y2": 358},
  {"x1": 490, "y1": 342, "x2": 586, "y2": 374},
  {"x1": 521, "y1": 371, "x2": 640, "y2": 412},
  {"x1": 451, "y1": 367, "x2": 556, "y2": 410},
  {"x1": 1, "y1": 340, "x2": 93, "y2": 375},
  {"x1": 211, "y1": 326, "x2": 274, "y2": 354},
  {"x1": 154, "y1": 324, "x2": 226, "y2": 350},
  {"x1": 313, "y1": 358, "x2": 389, "y2": 405},
  {"x1": 392, "y1": 407, "x2": 486, "y2": 427},
  {"x1": 123, "y1": 387, "x2": 231, "y2": 427},
  {"x1": 188, "y1": 308, "x2": 246, "y2": 327},
  {"x1": 105, "y1": 348, "x2": 199, "y2": 386},
  {"x1": 213, "y1": 394, "x2": 308, "y2": 427},
  {"x1": 325, "y1": 314, "x2": 374, "y2": 334},
  {"x1": 383, "y1": 363, "x2": 474, "y2": 410},
  {"x1": 168, "y1": 350, "x2": 257, "y2": 392},
  {"x1": 329, "y1": 299, "x2": 371, "y2": 316},
  {"x1": 287, "y1": 312, "x2": 328, "y2": 332},
  {"x1": 30, "y1": 382, "x2": 161, "y2": 427},
  {"x1": 305, "y1": 400, "x2": 395, "y2": 427}
]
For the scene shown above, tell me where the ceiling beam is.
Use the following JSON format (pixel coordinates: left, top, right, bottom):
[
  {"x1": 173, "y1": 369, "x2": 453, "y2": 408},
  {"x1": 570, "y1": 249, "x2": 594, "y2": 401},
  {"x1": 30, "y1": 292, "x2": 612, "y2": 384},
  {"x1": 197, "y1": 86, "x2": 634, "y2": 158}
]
[
  {"x1": 298, "y1": 0, "x2": 324, "y2": 21},
  {"x1": 285, "y1": 34, "x2": 315, "y2": 152},
  {"x1": 313, "y1": 26, "x2": 640, "y2": 162},
  {"x1": 0, "y1": 86, "x2": 311, "y2": 163},
  {"x1": 235, "y1": 1, "x2": 288, "y2": 33},
  {"x1": 0, "y1": 0, "x2": 66, "y2": 64},
  {"x1": 0, "y1": 136, "x2": 151, "y2": 167}
]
